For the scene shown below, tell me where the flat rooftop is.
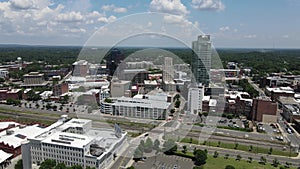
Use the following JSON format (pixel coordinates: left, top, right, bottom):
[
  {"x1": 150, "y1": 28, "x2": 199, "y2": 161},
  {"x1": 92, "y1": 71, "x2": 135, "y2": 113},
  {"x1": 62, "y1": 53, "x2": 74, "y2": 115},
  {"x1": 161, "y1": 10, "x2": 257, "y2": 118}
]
[
  {"x1": 0, "y1": 150, "x2": 12, "y2": 164},
  {"x1": 0, "y1": 124, "x2": 44, "y2": 148},
  {"x1": 42, "y1": 131, "x2": 93, "y2": 148}
]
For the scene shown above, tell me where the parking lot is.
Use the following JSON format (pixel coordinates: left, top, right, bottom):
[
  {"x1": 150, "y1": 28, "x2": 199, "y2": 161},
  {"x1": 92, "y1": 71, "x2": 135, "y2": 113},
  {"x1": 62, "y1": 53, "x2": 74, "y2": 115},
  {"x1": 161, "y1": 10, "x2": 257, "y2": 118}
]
[{"x1": 133, "y1": 153, "x2": 194, "y2": 169}]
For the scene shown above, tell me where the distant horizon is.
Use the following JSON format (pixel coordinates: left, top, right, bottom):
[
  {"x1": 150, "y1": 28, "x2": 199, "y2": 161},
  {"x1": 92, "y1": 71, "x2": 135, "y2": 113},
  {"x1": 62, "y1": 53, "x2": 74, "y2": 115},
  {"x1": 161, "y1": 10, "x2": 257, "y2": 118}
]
[{"x1": 0, "y1": 43, "x2": 300, "y2": 50}]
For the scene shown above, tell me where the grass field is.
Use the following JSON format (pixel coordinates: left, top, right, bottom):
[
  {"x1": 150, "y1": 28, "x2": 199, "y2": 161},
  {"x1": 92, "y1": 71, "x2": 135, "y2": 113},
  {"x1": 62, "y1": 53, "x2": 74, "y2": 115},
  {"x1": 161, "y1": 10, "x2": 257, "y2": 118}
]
[
  {"x1": 204, "y1": 156, "x2": 297, "y2": 169},
  {"x1": 179, "y1": 137, "x2": 298, "y2": 157}
]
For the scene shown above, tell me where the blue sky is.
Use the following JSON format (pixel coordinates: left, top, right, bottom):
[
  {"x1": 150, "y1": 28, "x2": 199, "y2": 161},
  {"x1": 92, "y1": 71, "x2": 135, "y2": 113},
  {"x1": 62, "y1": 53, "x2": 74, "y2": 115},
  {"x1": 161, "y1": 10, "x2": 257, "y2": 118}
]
[{"x1": 0, "y1": 0, "x2": 299, "y2": 48}]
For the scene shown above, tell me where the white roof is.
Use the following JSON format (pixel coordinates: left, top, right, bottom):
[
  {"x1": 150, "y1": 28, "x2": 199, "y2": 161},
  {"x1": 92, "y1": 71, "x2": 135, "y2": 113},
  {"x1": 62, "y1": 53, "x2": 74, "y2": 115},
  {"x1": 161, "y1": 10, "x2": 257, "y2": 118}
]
[
  {"x1": 0, "y1": 124, "x2": 44, "y2": 148},
  {"x1": 0, "y1": 122, "x2": 19, "y2": 130},
  {"x1": 114, "y1": 96, "x2": 171, "y2": 109},
  {"x1": 144, "y1": 80, "x2": 157, "y2": 85},
  {"x1": 84, "y1": 89, "x2": 100, "y2": 95},
  {"x1": 0, "y1": 150, "x2": 12, "y2": 164},
  {"x1": 209, "y1": 99, "x2": 217, "y2": 107},
  {"x1": 266, "y1": 87, "x2": 294, "y2": 94},
  {"x1": 42, "y1": 132, "x2": 93, "y2": 149},
  {"x1": 202, "y1": 96, "x2": 210, "y2": 102}
]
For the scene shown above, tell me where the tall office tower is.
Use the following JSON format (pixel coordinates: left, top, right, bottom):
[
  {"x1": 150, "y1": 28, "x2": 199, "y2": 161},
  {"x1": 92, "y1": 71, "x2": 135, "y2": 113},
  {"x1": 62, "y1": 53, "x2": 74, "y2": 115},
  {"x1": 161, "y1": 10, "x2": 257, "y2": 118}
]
[
  {"x1": 188, "y1": 85, "x2": 204, "y2": 114},
  {"x1": 192, "y1": 35, "x2": 212, "y2": 86},
  {"x1": 163, "y1": 57, "x2": 174, "y2": 82},
  {"x1": 163, "y1": 57, "x2": 175, "y2": 91},
  {"x1": 105, "y1": 48, "x2": 124, "y2": 76}
]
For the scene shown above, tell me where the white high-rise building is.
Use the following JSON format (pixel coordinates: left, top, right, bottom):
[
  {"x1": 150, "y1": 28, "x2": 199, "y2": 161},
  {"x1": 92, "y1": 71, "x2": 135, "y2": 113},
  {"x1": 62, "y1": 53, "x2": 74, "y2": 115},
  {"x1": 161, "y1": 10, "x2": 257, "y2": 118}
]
[
  {"x1": 192, "y1": 35, "x2": 212, "y2": 86},
  {"x1": 163, "y1": 57, "x2": 176, "y2": 91},
  {"x1": 188, "y1": 85, "x2": 204, "y2": 114},
  {"x1": 163, "y1": 57, "x2": 174, "y2": 82}
]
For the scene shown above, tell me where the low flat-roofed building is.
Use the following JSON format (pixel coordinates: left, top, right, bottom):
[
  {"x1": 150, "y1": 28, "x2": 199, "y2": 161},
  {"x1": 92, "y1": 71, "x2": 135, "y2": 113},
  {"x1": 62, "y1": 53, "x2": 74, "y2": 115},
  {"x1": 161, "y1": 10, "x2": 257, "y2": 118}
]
[
  {"x1": 266, "y1": 87, "x2": 295, "y2": 101},
  {"x1": 0, "y1": 123, "x2": 44, "y2": 157},
  {"x1": 25, "y1": 117, "x2": 127, "y2": 169},
  {"x1": 278, "y1": 97, "x2": 300, "y2": 122},
  {"x1": 0, "y1": 150, "x2": 13, "y2": 169},
  {"x1": 0, "y1": 89, "x2": 22, "y2": 101},
  {"x1": 0, "y1": 69, "x2": 9, "y2": 79},
  {"x1": 113, "y1": 97, "x2": 170, "y2": 119},
  {"x1": 23, "y1": 72, "x2": 45, "y2": 85}
]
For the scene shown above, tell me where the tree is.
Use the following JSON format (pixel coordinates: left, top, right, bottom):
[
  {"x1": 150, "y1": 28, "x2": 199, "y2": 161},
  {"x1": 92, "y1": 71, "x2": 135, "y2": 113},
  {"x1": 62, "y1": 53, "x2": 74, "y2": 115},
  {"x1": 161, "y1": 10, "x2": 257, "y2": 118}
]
[
  {"x1": 59, "y1": 105, "x2": 63, "y2": 111},
  {"x1": 182, "y1": 145, "x2": 187, "y2": 154},
  {"x1": 249, "y1": 145, "x2": 253, "y2": 152},
  {"x1": 193, "y1": 166, "x2": 204, "y2": 169},
  {"x1": 39, "y1": 159, "x2": 56, "y2": 169},
  {"x1": 272, "y1": 158, "x2": 280, "y2": 167},
  {"x1": 26, "y1": 90, "x2": 41, "y2": 101},
  {"x1": 174, "y1": 94, "x2": 180, "y2": 100},
  {"x1": 69, "y1": 165, "x2": 83, "y2": 169},
  {"x1": 248, "y1": 157, "x2": 252, "y2": 163},
  {"x1": 46, "y1": 103, "x2": 52, "y2": 110},
  {"x1": 224, "y1": 154, "x2": 229, "y2": 159},
  {"x1": 213, "y1": 151, "x2": 219, "y2": 158},
  {"x1": 52, "y1": 105, "x2": 58, "y2": 111},
  {"x1": 170, "y1": 109, "x2": 175, "y2": 114},
  {"x1": 55, "y1": 163, "x2": 67, "y2": 169},
  {"x1": 133, "y1": 148, "x2": 143, "y2": 161},
  {"x1": 203, "y1": 112, "x2": 208, "y2": 117},
  {"x1": 6, "y1": 98, "x2": 21, "y2": 106},
  {"x1": 285, "y1": 162, "x2": 291, "y2": 168},
  {"x1": 234, "y1": 143, "x2": 238, "y2": 149},
  {"x1": 163, "y1": 139, "x2": 177, "y2": 154},
  {"x1": 175, "y1": 100, "x2": 181, "y2": 108},
  {"x1": 14, "y1": 159, "x2": 23, "y2": 169},
  {"x1": 194, "y1": 149, "x2": 207, "y2": 166},
  {"x1": 236, "y1": 154, "x2": 242, "y2": 161},
  {"x1": 144, "y1": 137, "x2": 153, "y2": 153},
  {"x1": 268, "y1": 147, "x2": 273, "y2": 155},
  {"x1": 217, "y1": 141, "x2": 221, "y2": 147},
  {"x1": 225, "y1": 165, "x2": 235, "y2": 169},
  {"x1": 126, "y1": 167, "x2": 135, "y2": 169},
  {"x1": 153, "y1": 139, "x2": 160, "y2": 151},
  {"x1": 260, "y1": 156, "x2": 266, "y2": 165}
]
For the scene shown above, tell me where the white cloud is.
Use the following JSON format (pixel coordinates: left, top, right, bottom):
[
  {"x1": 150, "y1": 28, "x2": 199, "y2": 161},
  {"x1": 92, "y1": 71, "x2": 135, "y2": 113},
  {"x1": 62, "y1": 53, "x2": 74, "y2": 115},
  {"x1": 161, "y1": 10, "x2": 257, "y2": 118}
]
[
  {"x1": 282, "y1": 35, "x2": 289, "y2": 38},
  {"x1": 56, "y1": 11, "x2": 84, "y2": 22},
  {"x1": 98, "y1": 15, "x2": 116, "y2": 23},
  {"x1": 191, "y1": 0, "x2": 225, "y2": 11},
  {"x1": 219, "y1": 26, "x2": 230, "y2": 32},
  {"x1": 10, "y1": 0, "x2": 33, "y2": 9},
  {"x1": 244, "y1": 34, "x2": 257, "y2": 39},
  {"x1": 101, "y1": 4, "x2": 127, "y2": 13},
  {"x1": 163, "y1": 14, "x2": 191, "y2": 25},
  {"x1": 150, "y1": 0, "x2": 189, "y2": 16}
]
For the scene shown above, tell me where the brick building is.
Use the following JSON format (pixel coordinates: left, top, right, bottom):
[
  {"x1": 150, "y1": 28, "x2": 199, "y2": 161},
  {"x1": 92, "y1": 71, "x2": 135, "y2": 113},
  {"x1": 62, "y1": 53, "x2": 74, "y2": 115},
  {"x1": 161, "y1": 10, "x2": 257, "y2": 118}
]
[{"x1": 251, "y1": 99, "x2": 278, "y2": 122}]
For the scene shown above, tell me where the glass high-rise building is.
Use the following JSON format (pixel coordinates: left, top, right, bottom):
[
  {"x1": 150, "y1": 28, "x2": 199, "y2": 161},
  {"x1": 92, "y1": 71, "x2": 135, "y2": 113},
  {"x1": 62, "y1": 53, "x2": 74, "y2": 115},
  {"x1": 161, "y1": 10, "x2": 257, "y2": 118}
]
[{"x1": 192, "y1": 35, "x2": 212, "y2": 86}]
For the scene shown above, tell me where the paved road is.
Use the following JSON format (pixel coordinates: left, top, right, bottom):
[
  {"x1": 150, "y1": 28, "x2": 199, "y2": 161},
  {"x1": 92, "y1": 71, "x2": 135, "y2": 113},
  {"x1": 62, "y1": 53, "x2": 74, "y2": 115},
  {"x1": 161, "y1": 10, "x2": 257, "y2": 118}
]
[
  {"x1": 247, "y1": 77, "x2": 267, "y2": 98},
  {"x1": 278, "y1": 119, "x2": 300, "y2": 151}
]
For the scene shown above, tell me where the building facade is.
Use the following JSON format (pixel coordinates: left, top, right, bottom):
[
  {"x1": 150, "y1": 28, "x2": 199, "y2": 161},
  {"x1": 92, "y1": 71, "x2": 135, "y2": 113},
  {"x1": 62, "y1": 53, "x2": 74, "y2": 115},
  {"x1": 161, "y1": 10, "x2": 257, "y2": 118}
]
[
  {"x1": 23, "y1": 72, "x2": 45, "y2": 85},
  {"x1": 53, "y1": 83, "x2": 69, "y2": 97},
  {"x1": 188, "y1": 86, "x2": 204, "y2": 114},
  {"x1": 251, "y1": 99, "x2": 278, "y2": 122},
  {"x1": 192, "y1": 35, "x2": 212, "y2": 86},
  {"x1": 24, "y1": 117, "x2": 127, "y2": 169}
]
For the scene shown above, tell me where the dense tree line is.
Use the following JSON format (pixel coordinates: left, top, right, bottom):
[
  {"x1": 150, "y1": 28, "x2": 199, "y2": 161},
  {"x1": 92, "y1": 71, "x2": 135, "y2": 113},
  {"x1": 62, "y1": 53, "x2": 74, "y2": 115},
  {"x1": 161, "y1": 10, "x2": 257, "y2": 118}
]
[{"x1": 2, "y1": 46, "x2": 300, "y2": 76}]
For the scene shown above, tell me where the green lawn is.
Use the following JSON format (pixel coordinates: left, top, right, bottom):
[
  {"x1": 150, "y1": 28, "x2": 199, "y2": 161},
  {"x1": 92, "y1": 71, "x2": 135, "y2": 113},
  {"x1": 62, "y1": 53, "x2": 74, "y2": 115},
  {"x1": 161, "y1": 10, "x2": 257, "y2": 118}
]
[
  {"x1": 204, "y1": 156, "x2": 297, "y2": 169},
  {"x1": 179, "y1": 138, "x2": 298, "y2": 157}
]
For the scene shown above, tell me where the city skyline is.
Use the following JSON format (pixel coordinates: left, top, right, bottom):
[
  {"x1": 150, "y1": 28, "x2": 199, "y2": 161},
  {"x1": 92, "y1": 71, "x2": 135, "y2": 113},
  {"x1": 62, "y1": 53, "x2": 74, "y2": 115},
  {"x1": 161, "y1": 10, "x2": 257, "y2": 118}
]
[{"x1": 0, "y1": 0, "x2": 299, "y2": 48}]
